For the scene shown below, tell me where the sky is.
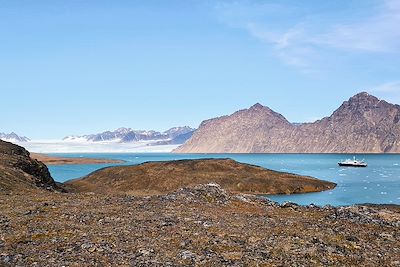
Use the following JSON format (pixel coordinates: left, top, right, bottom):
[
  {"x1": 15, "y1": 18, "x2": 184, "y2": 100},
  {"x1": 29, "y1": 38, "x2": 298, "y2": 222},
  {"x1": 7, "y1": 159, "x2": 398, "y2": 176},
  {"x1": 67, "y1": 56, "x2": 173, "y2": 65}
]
[{"x1": 1, "y1": 0, "x2": 400, "y2": 139}]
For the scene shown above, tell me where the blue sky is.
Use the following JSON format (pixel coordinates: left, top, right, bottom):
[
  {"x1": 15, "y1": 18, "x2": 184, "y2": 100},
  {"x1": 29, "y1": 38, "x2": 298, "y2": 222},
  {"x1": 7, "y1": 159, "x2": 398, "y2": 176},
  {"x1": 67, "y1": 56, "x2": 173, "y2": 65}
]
[{"x1": 1, "y1": 0, "x2": 400, "y2": 139}]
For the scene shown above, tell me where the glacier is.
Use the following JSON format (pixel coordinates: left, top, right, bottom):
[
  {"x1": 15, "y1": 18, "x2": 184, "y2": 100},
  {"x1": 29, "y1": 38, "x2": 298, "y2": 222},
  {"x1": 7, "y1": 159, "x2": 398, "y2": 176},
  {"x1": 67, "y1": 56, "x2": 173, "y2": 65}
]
[{"x1": 14, "y1": 139, "x2": 180, "y2": 153}]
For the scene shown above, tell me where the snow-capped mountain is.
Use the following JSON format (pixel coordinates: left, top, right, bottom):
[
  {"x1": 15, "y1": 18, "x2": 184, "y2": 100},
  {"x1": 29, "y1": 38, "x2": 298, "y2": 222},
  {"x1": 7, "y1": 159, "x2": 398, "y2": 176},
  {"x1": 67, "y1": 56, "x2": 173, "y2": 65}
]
[
  {"x1": 163, "y1": 126, "x2": 194, "y2": 139},
  {"x1": 63, "y1": 126, "x2": 195, "y2": 144},
  {"x1": 0, "y1": 132, "x2": 30, "y2": 142}
]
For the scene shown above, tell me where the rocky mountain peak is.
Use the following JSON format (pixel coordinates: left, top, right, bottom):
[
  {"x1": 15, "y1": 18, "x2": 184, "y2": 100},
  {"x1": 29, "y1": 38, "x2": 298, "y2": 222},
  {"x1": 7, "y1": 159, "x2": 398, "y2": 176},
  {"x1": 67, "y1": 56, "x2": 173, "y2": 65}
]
[
  {"x1": 116, "y1": 127, "x2": 133, "y2": 133},
  {"x1": 0, "y1": 132, "x2": 30, "y2": 142},
  {"x1": 247, "y1": 103, "x2": 284, "y2": 116},
  {"x1": 348, "y1": 92, "x2": 379, "y2": 105},
  {"x1": 249, "y1": 103, "x2": 265, "y2": 110},
  {"x1": 164, "y1": 126, "x2": 195, "y2": 137},
  {"x1": 241, "y1": 103, "x2": 290, "y2": 126},
  {"x1": 332, "y1": 92, "x2": 394, "y2": 119}
]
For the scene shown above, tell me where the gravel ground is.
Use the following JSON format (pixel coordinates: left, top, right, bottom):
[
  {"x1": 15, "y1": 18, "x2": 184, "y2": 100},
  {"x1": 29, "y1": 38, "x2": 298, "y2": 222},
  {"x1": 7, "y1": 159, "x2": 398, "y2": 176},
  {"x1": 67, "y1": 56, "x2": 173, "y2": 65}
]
[
  {"x1": 0, "y1": 184, "x2": 399, "y2": 267},
  {"x1": 1, "y1": 136, "x2": 398, "y2": 266}
]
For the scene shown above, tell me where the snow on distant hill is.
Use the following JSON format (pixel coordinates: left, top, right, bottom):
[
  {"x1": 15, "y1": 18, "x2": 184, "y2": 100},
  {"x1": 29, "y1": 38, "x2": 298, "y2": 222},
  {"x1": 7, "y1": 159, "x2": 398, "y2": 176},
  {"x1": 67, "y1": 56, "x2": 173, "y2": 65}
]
[
  {"x1": 63, "y1": 126, "x2": 195, "y2": 144},
  {"x1": 19, "y1": 139, "x2": 179, "y2": 153},
  {"x1": 1, "y1": 127, "x2": 195, "y2": 153},
  {"x1": 0, "y1": 132, "x2": 30, "y2": 142}
]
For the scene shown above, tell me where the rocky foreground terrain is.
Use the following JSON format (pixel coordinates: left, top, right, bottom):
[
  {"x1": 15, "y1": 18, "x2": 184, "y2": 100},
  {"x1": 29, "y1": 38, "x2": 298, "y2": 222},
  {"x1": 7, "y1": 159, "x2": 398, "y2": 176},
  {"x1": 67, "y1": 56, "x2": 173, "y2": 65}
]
[
  {"x1": 1, "y1": 140, "x2": 399, "y2": 266},
  {"x1": 1, "y1": 184, "x2": 399, "y2": 266},
  {"x1": 175, "y1": 92, "x2": 400, "y2": 153},
  {"x1": 0, "y1": 141, "x2": 57, "y2": 192}
]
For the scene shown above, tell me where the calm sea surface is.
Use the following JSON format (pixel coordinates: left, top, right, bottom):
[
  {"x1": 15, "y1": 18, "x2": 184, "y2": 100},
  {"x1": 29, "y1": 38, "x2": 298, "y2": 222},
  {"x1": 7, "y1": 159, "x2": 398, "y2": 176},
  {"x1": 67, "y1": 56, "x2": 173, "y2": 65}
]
[{"x1": 48, "y1": 153, "x2": 400, "y2": 206}]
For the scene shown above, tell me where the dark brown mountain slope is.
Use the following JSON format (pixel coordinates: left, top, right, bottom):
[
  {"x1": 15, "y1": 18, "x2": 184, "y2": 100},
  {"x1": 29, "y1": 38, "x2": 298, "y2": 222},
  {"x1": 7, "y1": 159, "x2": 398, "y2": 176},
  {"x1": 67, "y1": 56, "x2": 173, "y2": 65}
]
[
  {"x1": 65, "y1": 158, "x2": 336, "y2": 195},
  {"x1": 175, "y1": 92, "x2": 400, "y2": 153},
  {"x1": 0, "y1": 140, "x2": 58, "y2": 192}
]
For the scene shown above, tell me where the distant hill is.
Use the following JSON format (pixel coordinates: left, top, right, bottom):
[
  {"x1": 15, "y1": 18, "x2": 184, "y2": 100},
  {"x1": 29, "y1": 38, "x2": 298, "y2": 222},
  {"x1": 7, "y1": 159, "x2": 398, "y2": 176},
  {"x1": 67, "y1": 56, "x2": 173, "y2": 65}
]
[
  {"x1": 0, "y1": 132, "x2": 30, "y2": 142},
  {"x1": 175, "y1": 92, "x2": 400, "y2": 153},
  {"x1": 149, "y1": 130, "x2": 195, "y2": 146},
  {"x1": 63, "y1": 126, "x2": 195, "y2": 144}
]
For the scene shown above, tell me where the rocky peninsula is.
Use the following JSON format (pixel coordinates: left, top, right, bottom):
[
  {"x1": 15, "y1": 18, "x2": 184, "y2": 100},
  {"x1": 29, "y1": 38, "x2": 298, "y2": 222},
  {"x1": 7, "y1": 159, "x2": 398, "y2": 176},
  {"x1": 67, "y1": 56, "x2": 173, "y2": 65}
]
[{"x1": 65, "y1": 158, "x2": 336, "y2": 195}]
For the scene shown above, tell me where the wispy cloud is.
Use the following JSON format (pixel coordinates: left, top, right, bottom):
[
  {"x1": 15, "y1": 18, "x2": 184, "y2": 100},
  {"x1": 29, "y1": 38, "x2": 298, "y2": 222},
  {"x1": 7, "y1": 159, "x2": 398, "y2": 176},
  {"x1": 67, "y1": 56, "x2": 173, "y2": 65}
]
[
  {"x1": 244, "y1": 22, "x2": 315, "y2": 70},
  {"x1": 371, "y1": 81, "x2": 400, "y2": 93},
  {"x1": 369, "y1": 80, "x2": 400, "y2": 104},
  {"x1": 213, "y1": 1, "x2": 290, "y2": 26},
  {"x1": 213, "y1": 0, "x2": 400, "y2": 71},
  {"x1": 313, "y1": 0, "x2": 400, "y2": 52}
]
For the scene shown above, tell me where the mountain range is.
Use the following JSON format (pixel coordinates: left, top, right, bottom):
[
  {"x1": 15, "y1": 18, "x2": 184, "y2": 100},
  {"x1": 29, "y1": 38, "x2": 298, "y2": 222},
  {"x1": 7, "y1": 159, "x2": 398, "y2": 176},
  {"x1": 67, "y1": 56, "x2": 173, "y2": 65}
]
[
  {"x1": 4, "y1": 92, "x2": 400, "y2": 153},
  {"x1": 0, "y1": 132, "x2": 30, "y2": 142},
  {"x1": 175, "y1": 92, "x2": 400, "y2": 153},
  {"x1": 63, "y1": 126, "x2": 195, "y2": 144}
]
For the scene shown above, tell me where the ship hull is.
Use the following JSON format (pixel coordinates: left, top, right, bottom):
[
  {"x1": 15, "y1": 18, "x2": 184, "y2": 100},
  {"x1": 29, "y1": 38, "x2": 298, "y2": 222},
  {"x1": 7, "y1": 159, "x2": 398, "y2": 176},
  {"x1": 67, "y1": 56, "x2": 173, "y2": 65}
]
[{"x1": 338, "y1": 163, "x2": 367, "y2": 167}]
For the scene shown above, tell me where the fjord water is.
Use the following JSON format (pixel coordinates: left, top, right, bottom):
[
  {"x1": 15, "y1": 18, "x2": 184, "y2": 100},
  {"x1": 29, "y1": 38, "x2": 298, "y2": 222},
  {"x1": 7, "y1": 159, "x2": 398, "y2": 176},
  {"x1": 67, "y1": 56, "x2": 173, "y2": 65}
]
[{"x1": 48, "y1": 153, "x2": 400, "y2": 206}]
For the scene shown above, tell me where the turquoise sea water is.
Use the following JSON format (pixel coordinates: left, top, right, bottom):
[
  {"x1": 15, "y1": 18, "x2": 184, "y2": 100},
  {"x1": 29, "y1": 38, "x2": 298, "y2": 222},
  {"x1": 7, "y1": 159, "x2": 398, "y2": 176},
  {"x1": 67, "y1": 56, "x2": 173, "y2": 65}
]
[{"x1": 48, "y1": 153, "x2": 400, "y2": 206}]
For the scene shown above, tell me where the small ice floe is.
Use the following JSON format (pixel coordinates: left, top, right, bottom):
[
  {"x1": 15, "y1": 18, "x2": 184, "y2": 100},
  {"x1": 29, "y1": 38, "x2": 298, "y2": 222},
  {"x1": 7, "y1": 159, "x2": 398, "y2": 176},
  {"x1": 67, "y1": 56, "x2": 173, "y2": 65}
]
[
  {"x1": 339, "y1": 174, "x2": 346, "y2": 176},
  {"x1": 363, "y1": 187, "x2": 368, "y2": 190},
  {"x1": 328, "y1": 192, "x2": 333, "y2": 194},
  {"x1": 377, "y1": 184, "x2": 381, "y2": 187},
  {"x1": 393, "y1": 163, "x2": 399, "y2": 166},
  {"x1": 380, "y1": 192, "x2": 387, "y2": 195}
]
